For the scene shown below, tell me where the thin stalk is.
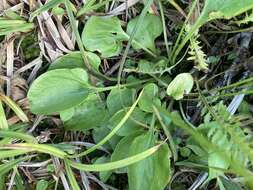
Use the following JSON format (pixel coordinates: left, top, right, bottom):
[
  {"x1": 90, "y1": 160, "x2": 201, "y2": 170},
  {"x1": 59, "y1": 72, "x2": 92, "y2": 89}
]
[
  {"x1": 153, "y1": 105, "x2": 178, "y2": 161},
  {"x1": 65, "y1": 0, "x2": 116, "y2": 82},
  {"x1": 117, "y1": 0, "x2": 154, "y2": 85},
  {"x1": 158, "y1": 0, "x2": 170, "y2": 59},
  {"x1": 170, "y1": 0, "x2": 198, "y2": 62}
]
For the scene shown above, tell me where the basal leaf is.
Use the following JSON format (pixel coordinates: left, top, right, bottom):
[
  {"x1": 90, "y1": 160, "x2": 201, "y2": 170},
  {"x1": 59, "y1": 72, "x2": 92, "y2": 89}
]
[
  {"x1": 94, "y1": 156, "x2": 112, "y2": 182},
  {"x1": 49, "y1": 51, "x2": 101, "y2": 72},
  {"x1": 93, "y1": 126, "x2": 122, "y2": 150},
  {"x1": 128, "y1": 131, "x2": 171, "y2": 190},
  {"x1": 108, "y1": 107, "x2": 146, "y2": 136},
  {"x1": 82, "y1": 16, "x2": 128, "y2": 58},
  {"x1": 106, "y1": 88, "x2": 135, "y2": 115},
  {"x1": 36, "y1": 180, "x2": 49, "y2": 190},
  {"x1": 138, "y1": 83, "x2": 161, "y2": 112},
  {"x1": 201, "y1": 0, "x2": 253, "y2": 21},
  {"x1": 111, "y1": 132, "x2": 142, "y2": 173},
  {"x1": 166, "y1": 73, "x2": 194, "y2": 100},
  {"x1": 127, "y1": 14, "x2": 162, "y2": 52},
  {"x1": 28, "y1": 68, "x2": 90, "y2": 114},
  {"x1": 63, "y1": 94, "x2": 108, "y2": 131}
]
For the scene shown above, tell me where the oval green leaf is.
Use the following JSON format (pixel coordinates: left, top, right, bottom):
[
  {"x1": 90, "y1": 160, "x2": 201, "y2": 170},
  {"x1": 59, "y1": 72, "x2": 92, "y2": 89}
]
[
  {"x1": 82, "y1": 16, "x2": 128, "y2": 58},
  {"x1": 28, "y1": 68, "x2": 90, "y2": 114}
]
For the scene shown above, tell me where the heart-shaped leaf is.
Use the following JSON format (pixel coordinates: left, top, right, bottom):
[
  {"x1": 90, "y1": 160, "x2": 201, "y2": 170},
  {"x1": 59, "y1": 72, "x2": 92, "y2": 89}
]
[
  {"x1": 127, "y1": 14, "x2": 162, "y2": 52},
  {"x1": 82, "y1": 16, "x2": 128, "y2": 58},
  {"x1": 166, "y1": 73, "x2": 194, "y2": 100},
  {"x1": 28, "y1": 68, "x2": 90, "y2": 114}
]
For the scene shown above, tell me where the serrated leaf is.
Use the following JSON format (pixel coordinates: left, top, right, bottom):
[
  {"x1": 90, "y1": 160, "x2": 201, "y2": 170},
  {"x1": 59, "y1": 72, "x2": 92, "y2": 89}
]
[
  {"x1": 166, "y1": 73, "x2": 194, "y2": 100},
  {"x1": 128, "y1": 131, "x2": 171, "y2": 190},
  {"x1": 28, "y1": 68, "x2": 90, "y2": 114},
  {"x1": 82, "y1": 16, "x2": 128, "y2": 58},
  {"x1": 127, "y1": 14, "x2": 162, "y2": 52}
]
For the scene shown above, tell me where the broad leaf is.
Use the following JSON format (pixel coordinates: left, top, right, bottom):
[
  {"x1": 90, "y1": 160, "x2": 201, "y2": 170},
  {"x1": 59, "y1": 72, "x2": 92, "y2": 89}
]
[
  {"x1": 166, "y1": 73, "x2": 193, "y2": 100},
  {"x1": 93, "y1": 126, "x2": 122, "y2": 150},
  {"x1": 82, "y1": 16, "x2": 128, "y2": 58},
  {"x1": 62, "y1": 94, "x2": 108, "y2": 131},
  {"x1": 106, "y1": 88, "x2": 135, "y2": 115},
  {"x1": 127, "y1": 14, "x2": 162, "y2": 52},
  {"x1": 49, "y1": 51, "x2": 101, "y2": 72},
  {"x1": 111, "y1": 132, "x2": 142, "y2": 173},
  {"x1": 94, "y1": 156, "x2": 112, "y2": 182},
  {"x1": 36, "y1": 180, "x2": 49, "y2": 190},
  {"x1": 108, "y1": 107, "x2": 146, "y2": 136},
  {"x1": 28, "y1": 68, "x2": 90, "y2": 114},
  {"x1": 128, "y1": 131, "x2": 171, "y2": 190},
  {"x1": 201, "y1": 0, "x2": 253, "y2": 21},
  {"x1": 138, "y1": 83, "x2": 161, "y2": 112}
]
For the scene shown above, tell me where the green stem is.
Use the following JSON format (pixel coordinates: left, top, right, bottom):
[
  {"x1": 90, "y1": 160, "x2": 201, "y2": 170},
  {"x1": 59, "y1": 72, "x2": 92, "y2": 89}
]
[
  {"x1": 65, "y1": 0, "x2": 116, "y2": 81},
  {"x1": 69, "y1": 90, "x2": 143, "y2": 158},
  {"x1": 159, "y1": 0, "x2": 170, "y2": 59},
  {"x1": 117, "y1": 0, "x2": 154, "y2": 85}
]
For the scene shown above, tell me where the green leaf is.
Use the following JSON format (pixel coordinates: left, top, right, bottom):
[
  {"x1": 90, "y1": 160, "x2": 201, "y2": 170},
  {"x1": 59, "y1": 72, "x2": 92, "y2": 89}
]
[
  {"x1": 111, "y1": 132, "x2": 142, "y2": 173},
  {"x1": 28, "y1": 68, "x2": 90, "y2": 114},
  {"x1": 36, "y1": 180, "x2": 49, "y2": 190},
  {"x1": 65, "y1": 160, "x2": 81, "y2": 190},
  {"x1": 127, "y1": 14, "x2": 162, "y2": 52},
  {"x1": 166, "y1": 73, "x2": 194, "y2": 100},
  {"x1": 93, "y1": 125, "x2": 121, "y2": 150},
  {"x1": 0, "y1": 101, "x2": 8, "y2": 129},
  {"x1": 67, "y1": 144, "x2": 160, "y2": 171},
  {"x1": 0, "y1": 95, "x2": 29, "y2": 122},
  {"x1": 30, "y1": 0, "x2": 64, "y2": 21},
  {"x1": 138, "y1": 83, "x2": 160, "y2": 112},
  {"x1": 82, "y1": 16, "x2": 128, "y2": 58},
  {"x1": 201, "y1": 0, "x2": 253, "y2": 21},
  {"x1": 108, "y1": 107, "x2": 146, "y2": 136},
  {"x1": 106, "y1": 87, "x2": 135, "y2": 115},
  {"x1": 0, "y1": 157, "x2": 28, "y2": 176},
  {"x1": 62, "y1": 94, "x2": 108, "y2": 131},
  {"x1": 0, "y1": 143, "x2": 67, "y2": 159},
  {"x1": 94, "y1": 156, "x2": 112, "y2": 182},
  {"x1": 128, "y1": 132, "x2": 171, "y2": 190},
  {"x1": 49, "y1": 51, "x2": 101, "y2": 72}
]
